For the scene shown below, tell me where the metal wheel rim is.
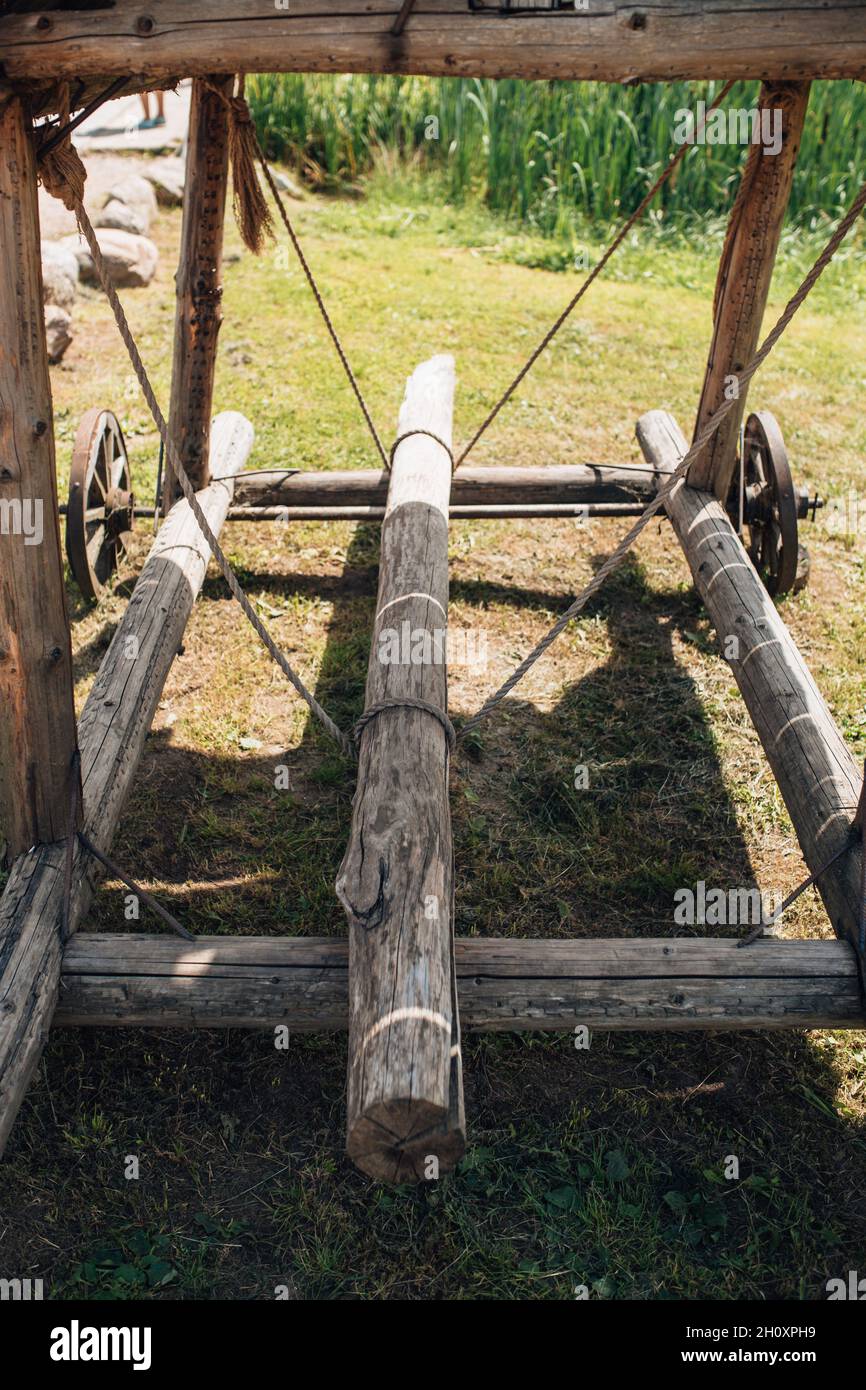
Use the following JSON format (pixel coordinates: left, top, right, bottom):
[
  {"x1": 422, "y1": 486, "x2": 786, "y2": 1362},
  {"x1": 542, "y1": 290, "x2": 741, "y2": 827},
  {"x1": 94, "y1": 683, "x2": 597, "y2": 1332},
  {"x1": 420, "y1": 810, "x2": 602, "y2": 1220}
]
[{"x1": 742, "y1": 410, "x2": 798, "y2": 598}]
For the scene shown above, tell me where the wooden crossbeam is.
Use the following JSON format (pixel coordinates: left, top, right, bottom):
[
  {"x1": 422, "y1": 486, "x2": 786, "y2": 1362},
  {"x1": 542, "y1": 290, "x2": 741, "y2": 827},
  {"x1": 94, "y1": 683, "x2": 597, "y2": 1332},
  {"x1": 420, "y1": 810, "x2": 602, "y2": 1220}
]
[
  {"x1": 0, "y1": 412, "x2": 253, "y2": 1159},
  {"x1": 4, "y1": 2, "x2": 866, "y2": 87},
  {"x1": 638, "y1": 409, "x2": 864, "y2": 951},
  {"x1": 231, "y1": 463, "x2": 659, "y2": 509},
  {"x1": 57, "y1": 935, "x2": 865, "y2": 1032}
]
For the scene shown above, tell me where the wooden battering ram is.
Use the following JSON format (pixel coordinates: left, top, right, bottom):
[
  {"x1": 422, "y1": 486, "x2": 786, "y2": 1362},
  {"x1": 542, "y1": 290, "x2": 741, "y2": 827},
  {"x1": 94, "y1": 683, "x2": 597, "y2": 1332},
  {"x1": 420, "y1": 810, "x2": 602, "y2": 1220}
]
[{"x1": 0, "y1": 1, "x2": 865, "y2": 1183}]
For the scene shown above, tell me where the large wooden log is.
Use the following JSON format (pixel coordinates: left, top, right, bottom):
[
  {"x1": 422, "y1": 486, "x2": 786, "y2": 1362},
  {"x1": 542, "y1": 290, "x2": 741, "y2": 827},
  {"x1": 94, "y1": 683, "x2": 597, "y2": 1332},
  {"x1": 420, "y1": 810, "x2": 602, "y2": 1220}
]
[
  {"x1": 232, "y1": 463, "x2": 658, "y2": 509},
  {"x1": 0, "y1": 97, "x2": 78, "y2": 859},
  {"x1": 58, "y1": 935, "x2": 865, "y2": 1032},
  {"x1": 167, "y1": 76, "x2": 232, "y2": 496},
  {"x1": 689, "y1": 83, "x2": 811, "y2": 499},
  {"x1": 336, "y1": 355, "x2": 463, "y2": 1183},
  {"x1": 3, "y1": 2, "x2": 866, "y2": 85},
  {"x1": 0, "y1": 412, "x2": 253, "y2": 1158},
  {"x1": 638, "y1": 410, "x2": 863, "y2": 952}
]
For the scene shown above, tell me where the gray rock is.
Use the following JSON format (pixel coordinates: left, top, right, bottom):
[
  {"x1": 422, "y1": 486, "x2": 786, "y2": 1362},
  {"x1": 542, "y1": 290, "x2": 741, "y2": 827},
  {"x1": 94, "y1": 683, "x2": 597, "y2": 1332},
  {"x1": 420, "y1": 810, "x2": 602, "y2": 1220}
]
[
  {"x1": 58, "y1": 229, "x2": 159, "y2": 289},
  {"x1": 272, "y1": 170, "x2": 306, "y2": 200},
  {"x1": 44, "y1": 305, "x2": 73, "y2": 363},
  {"x1": 106, "y1": 173, "x2": 158, "y2": 228},
  {"x1": 95, "y1": 198, "x2": 149, "y2": 236},
  {"x1": 142, "y1": 157, "x2": 185, "y2": 206},
  {"x1": 42, "y1": 239, "x2": 80, "y2": 285},
  {"x1": 41, "y1": 255, "x2": 76, "y2": 311}
]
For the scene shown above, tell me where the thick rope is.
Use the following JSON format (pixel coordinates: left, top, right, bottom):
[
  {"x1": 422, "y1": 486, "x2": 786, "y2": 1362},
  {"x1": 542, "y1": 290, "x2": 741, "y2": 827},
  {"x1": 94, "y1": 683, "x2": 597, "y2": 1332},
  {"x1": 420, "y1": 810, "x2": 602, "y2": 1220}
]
[
  {"x1": 202, "y1": 76, "x2": 274, "y2": 254},
  {"x1": 388, "y1": 429, "x2": 455, "y2": 472},
  {"x1": 73, "y1": 204, "x2": 355, "y2": 759},
  {"x1": 458, "y1": 172, "x2": 866, "y2": 739},
  {"x1": 355, "y1": 697, "x2": 457, "y2": 750}
]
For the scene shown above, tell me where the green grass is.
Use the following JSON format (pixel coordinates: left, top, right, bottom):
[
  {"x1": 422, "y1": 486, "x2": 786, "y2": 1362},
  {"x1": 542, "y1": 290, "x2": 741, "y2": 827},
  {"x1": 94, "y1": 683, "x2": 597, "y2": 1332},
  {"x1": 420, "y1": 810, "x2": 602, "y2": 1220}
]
[
  {"x1": 2, "y1": 155, "x2": 866, "y2": 1300},
  {"x1": 248, "y1": 74, "x2": 866, "y2": 236}
]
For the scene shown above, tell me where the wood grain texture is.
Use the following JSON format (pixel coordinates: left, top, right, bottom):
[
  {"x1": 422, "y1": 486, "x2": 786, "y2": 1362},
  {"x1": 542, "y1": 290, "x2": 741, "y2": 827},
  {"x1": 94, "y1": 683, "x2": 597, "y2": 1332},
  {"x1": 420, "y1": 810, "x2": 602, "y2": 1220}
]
[
  {"x1": 232, "y1": 463, "x2": 658, "y2": 509},
  {"x1": 166, "y1": 77, "x2": 232, "y2": 495},
  {"x1": 689, "y1": 83, "x2": 811, "y2": 498},
  {"x1": 57, "y1": 935, "x2": 865, "y2": 1031},
  {"x1": 638, "y1": 409, "x2": 863, "y2": 950},
  {"x1": 0, "y1": 412, "x2": 253, "y2": 1158},
  {"x1": 336, "y1": 355, "x2": 464, "y2": 1183},
  {"x1": 4, "y1": 2, "x2": 866, "y2": 85},
  {"x1": 0, "y1": 98, "x2": 78, "y2": 858}
]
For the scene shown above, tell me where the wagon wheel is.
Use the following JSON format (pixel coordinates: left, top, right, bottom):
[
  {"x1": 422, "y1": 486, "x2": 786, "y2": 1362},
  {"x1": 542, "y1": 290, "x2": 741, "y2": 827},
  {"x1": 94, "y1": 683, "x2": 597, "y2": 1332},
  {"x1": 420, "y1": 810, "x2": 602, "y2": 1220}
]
[
  {"x1": 738, "y1": 410, "x2": 799, "y2": 597},
  {"x1": 66, "y1": 408, "x2": 134, "y2": 602}
]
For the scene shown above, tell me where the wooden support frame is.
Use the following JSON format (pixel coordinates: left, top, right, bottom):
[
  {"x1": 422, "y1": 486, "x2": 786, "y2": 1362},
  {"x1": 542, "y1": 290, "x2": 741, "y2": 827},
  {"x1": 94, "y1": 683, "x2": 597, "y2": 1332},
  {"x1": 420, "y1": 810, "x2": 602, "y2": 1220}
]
[
  {"x1": 3, "y1": 2, "x2": 866, "y2": 88},
  {"x1": 0, "y1": 413, "x2": 253, "y2": 1158},
  {"x1": 337, "y1": 355, "x2": 464, "y2": 1182},
  {"x1": 0, "y1": 97, "x2": 78, "y2": 860},
  {"x1": 689, "y1": 82, "x2": 811, "y2": 499},
  {"x1": 638, "y1": 410, "x2": 863, "y2": 954},
  {"x1": 167, "y1": 76, "x2": 232, "y2": 496},
  {"x1": 57, "y1": 935, "x2": 864, "y2": 1032}
]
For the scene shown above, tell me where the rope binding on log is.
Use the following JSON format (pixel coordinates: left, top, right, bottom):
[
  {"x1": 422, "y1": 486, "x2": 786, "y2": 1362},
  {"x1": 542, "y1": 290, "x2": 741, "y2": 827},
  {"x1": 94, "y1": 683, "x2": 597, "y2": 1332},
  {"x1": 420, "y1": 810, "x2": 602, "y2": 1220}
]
[{"x1": 354, "y1": 697, "x2": 457, "y2": 750}]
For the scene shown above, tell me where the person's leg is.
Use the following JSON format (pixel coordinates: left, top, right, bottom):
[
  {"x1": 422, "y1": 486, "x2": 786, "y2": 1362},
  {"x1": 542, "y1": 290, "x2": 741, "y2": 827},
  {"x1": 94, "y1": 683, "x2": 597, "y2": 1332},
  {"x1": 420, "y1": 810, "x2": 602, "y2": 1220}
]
[
  {"x1": 153, "y1": 91, "x2": 166, "y2": 127},
  {"x1": 139, "y1": 93, "x2": 154, "y2": 129}
]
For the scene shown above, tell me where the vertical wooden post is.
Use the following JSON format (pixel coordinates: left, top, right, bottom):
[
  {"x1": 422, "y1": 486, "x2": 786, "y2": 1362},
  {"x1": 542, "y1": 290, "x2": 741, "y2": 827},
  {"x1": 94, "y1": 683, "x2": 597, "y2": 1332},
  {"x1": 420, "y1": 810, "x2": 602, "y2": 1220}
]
[
  {"x1": 166, "y1": 76, "x2": 232, "y2": 497},
  {"x1": 337, "y1": 355, "x2": 465, "y2": 1183},
  {"x1": 0, "y1": 98, "x2": 78, "y2": 860},
  {"x1": 688, "y1": 82, "x2": 811, "y2": 500}
]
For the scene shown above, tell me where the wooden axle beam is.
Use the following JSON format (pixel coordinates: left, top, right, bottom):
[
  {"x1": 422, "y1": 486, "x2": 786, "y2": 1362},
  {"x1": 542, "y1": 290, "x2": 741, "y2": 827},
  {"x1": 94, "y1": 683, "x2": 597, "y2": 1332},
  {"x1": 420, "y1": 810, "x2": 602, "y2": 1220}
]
[
  {"x1": 57, "y1": 935, "x2": 865, "y2": 1032},
  {"x1": 0, "y1": 412, "x2": 253, "y2": 1159},
  {"x1": 638, "y1": 410, "x2": 864, "y2": 954},
  {"x1": 231, "y1": 464, "x2": 659, "y2": 510},
  {"x1": 337, "y1": 355, "x2": 464, "y2": 1183},
  {"x1": 3, "y1": 2, "x2": 866, "y2": 87}
]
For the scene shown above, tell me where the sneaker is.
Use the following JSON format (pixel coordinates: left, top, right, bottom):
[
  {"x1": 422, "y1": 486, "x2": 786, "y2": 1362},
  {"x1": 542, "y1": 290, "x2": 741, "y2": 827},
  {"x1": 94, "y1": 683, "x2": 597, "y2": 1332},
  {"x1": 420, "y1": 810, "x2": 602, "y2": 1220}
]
[
  {"x1": 152, "y1": 114, "x2": 166, "y2": 127},
  {"x1": 139, "y1": 116, "x2": 156, "y2": 129}
]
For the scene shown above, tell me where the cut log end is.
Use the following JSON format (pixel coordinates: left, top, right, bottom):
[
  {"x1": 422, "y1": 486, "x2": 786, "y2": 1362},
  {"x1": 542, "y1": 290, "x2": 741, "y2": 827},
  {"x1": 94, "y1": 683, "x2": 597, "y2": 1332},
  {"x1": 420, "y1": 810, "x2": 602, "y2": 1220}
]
[{"x1": 347, "y1": 1098, "x2": 465, "y2": 1184}]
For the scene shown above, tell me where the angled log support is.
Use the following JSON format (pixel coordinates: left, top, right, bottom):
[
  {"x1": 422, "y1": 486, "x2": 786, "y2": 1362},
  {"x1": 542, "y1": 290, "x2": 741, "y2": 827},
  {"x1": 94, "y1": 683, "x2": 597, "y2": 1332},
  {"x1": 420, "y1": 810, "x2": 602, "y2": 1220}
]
[
  {"x1": 0, "y1": 412, "x2": 253, "y2": 1158},
  {"x1": 689, "y1": 82, "x2": 811, "y2": 500},
  {"x1": 336, "y1": 355, "x2": 464, "y2": 1183},
  {"x1": 167, "y1": 75, "x2": 232, "y2": 497},
  {"x1": 0, "y1": 97, "x2": 78, "y2": 860},
  {"x1": 638, "y1": 410, "x2": 863, "y2": 955}
]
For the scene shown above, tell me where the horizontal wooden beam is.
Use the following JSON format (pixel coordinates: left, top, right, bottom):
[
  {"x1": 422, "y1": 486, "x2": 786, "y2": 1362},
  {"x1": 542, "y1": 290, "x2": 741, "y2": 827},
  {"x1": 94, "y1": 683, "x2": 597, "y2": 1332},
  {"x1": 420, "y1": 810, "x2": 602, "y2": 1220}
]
[
  {"x1": 231, "y1": 464, "x2": 658, "y2": 509},
  {"x1": 57, "y1": 935, "x2": 865, "y2": 1032},
  {"x1": 637, "y1": 409, "x2": 864, "y2": 955},
  {"x1": 4, "y1": 2, "x2": 865, "y2": 87},
  {"x1": 0, "y1": 412, "x2": 253, "y2": 1159}
]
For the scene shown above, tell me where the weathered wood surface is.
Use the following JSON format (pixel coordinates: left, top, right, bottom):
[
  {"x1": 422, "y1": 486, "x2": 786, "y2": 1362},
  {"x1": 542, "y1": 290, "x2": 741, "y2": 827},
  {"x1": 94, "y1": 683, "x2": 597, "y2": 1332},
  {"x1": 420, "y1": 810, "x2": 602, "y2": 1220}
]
[
  {"x1": 336, "y1": 354, "x2": 464, "y2": 1183},
  {"x1": 58, "y1": 935, "x2": 865, "y2": 1031},
  {"x1": 0, "y1": 412, "x2": 253, "y2": 1158},
  {"x1": 0, "y1": 97, "x2": 78, "y2": 859},
  {"x1": 167, "y1": 76, "x2": 232, "y2": 496},
  {"x1": 689, "y1": 83, "x2": 811, "y2": 498},
  {"x1": 232, "y1": 463, "x2": 658, "y2": 509},
  {"x1": 4, "y1": 2, "x2": 866, "y2": 85},
  {"x1": 638, "y1": 409, "x2": 863, "y2": 948}
]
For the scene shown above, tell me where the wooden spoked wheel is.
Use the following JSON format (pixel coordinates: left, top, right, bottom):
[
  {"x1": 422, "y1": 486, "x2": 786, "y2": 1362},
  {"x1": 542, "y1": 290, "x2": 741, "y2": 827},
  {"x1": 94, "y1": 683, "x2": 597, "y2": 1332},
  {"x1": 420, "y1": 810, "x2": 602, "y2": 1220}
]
[
  {"x1": 66, "y1": 408, "x2": 134, "y2": 602},
  {"x1": 739, "y1": 410, "x2": 799, "y2": 597}
]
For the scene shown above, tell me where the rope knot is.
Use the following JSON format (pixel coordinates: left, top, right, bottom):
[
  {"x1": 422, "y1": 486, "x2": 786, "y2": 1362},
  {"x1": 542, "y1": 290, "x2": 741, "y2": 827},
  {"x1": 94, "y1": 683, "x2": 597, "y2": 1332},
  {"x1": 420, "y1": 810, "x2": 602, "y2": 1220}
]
[{"x1": 35, "y1": 84, "x2": 88, "y2": 213}]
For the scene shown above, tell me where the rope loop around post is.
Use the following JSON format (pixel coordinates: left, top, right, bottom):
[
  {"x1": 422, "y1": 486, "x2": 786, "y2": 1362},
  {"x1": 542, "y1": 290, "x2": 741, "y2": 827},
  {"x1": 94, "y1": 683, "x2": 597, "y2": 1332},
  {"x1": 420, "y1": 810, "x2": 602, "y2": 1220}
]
[
  {"x1": 388, "y1": 429, "x2": 456, "y2": 473},
  {"x1": 354, "y1": 698, "x2": 457, "y2": 751}
]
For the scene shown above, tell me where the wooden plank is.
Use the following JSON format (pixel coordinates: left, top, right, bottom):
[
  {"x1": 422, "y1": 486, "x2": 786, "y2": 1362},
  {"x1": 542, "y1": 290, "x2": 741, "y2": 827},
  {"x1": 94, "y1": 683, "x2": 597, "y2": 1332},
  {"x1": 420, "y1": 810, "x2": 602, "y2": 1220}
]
[
  {"x1": 231, "y1": 463, "x2": 659, "y2": 509},
  {"x1": 57, "y1": 935, "x2": 865, "y2": 1031},
  {"x1": 0, "y1": 97, "x2": 78, "y2": 859},
  {"x1": 0, "y1": 412, "x2": 253, "y2": 1159},
  {"x1": 4, "y1": 2, "x2": 866, "y2": 85},
  {"x1": 166, "y1": 76, "x2": 231, "y2": 496},
  {"x1": 638, "y1": 409, "x2": 864, "y2": 951},
  {"x1": 689, "y1": 83, "x2": 811, "y2": 498},
  {"x1": 336, "y1": 354, "x2": 464, "y2": 1183}
]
